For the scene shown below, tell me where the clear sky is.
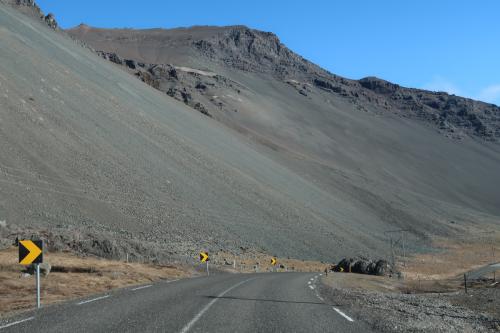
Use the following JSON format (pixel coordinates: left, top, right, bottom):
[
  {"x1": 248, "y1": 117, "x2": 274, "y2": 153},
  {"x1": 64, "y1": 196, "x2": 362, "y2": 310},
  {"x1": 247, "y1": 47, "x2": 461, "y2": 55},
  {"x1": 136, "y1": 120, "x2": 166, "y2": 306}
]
[{"x1": 37, "y1": 0, "x2": 500, "y2": 105}]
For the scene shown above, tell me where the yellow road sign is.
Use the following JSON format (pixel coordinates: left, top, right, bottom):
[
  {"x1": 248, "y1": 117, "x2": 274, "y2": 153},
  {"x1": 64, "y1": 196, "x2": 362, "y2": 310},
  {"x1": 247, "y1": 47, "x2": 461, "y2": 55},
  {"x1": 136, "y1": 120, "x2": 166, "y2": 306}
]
[
  {"x1": 19, "y1": 240, "x2": 43, "y2": 265},
  {"x1": 271, "y1": 258, "x2": 277, "y2": 266},
  {"x1": 199, "y1": 251, "x2": 209, "y2": 263},
  {"x1": 340, "y1": 267, "x2": 344, "y2": 272}
]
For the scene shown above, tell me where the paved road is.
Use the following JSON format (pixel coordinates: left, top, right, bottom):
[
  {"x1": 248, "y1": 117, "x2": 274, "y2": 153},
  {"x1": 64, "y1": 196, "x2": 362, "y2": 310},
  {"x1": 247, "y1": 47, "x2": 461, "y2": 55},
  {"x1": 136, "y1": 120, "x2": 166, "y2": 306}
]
[
  {"x1": 467, "y1": 262, "x2": 500, "y2": 280},
  {"x1": 0, "y1": 273, "x2": 372, "y2": 332}
]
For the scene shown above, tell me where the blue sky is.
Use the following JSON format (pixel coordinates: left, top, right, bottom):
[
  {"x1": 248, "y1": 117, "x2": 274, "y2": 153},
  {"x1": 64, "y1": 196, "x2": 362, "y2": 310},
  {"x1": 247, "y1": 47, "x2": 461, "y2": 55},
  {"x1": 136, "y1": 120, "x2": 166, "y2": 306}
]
[{"x1": 37, "y1": 0, "x2": 500, "y2": 105}]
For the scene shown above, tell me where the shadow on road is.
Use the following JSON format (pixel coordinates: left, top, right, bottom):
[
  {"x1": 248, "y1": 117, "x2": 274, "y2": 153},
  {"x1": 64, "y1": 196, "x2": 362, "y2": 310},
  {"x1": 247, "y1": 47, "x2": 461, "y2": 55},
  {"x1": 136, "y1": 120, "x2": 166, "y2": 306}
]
[{"x1": 205, "y1": 295, "x2": 330, "y2": 306}]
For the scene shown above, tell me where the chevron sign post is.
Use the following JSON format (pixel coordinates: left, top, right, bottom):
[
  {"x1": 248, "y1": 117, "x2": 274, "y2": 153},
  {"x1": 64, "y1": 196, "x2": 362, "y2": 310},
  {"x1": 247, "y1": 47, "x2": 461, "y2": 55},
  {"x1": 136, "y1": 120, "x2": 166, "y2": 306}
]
[
  {"x1": 200, "y1": 251, "x2": 210, "y2": 276},
  {"x1": 19, "y1": 240, "x2": 43, "y2": 309}
]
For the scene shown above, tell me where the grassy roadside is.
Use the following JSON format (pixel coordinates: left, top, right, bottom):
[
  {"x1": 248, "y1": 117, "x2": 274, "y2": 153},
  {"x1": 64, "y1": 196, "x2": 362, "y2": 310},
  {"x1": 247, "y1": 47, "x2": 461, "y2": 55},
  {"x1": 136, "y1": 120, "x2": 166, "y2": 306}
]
[
  {"x1": 0, "y1": 246, "x2": 327, "y2": 318},
  {"x1": 401, "y1": 235, "x2": 500, "y2": 281},
  {"x1": 0, "y1": 247, "x2": 191, "y2": 317}
]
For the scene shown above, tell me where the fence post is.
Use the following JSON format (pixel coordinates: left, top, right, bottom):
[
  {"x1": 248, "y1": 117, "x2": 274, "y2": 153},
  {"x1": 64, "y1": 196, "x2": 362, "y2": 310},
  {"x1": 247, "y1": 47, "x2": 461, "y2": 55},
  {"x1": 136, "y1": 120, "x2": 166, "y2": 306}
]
[{"x1": 464, "y1": 274, "x2": 467, "y2": 294}]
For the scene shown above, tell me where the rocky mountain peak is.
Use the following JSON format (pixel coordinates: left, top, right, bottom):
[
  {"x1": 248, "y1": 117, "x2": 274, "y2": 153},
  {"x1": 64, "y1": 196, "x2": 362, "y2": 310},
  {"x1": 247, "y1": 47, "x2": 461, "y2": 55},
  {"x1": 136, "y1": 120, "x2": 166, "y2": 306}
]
[
  {"x1": 192, "y1": 25, "x2": 316, "y2": 77},
  {"x1": 359, "y1": 76, "x2": 400, "y2": 95}
]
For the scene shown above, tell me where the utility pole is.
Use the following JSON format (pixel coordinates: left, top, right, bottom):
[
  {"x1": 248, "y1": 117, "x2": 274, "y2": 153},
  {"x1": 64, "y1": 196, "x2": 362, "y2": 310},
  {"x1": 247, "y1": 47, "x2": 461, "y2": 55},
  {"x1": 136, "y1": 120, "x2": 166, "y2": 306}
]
[
  {"x1": 385, "y1": 229, "x2": 410, "y2": 268},
  {"x1": 390, "y1": 238, "x2": 395, "y2": 267},
  {"x1": 402, "y1": 231, "x2": 406, "y2": 267},
  {"x1": 464, "y1": 274, "x2": 468, "y2": 294}
]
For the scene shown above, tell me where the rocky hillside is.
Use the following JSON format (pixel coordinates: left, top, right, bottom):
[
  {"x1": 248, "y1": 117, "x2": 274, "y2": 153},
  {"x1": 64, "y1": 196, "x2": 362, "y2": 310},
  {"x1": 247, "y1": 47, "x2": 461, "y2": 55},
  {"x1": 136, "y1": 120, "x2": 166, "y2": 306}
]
[
  {"x1": 68, "y1": 24, "x2": 500, "y2": 142},
  {"x1": 0, "y1": 0, "x2": 57, "y2": 28},
  {"x1": 2, "y1": 1, "x2": 500, "y2": 263}
]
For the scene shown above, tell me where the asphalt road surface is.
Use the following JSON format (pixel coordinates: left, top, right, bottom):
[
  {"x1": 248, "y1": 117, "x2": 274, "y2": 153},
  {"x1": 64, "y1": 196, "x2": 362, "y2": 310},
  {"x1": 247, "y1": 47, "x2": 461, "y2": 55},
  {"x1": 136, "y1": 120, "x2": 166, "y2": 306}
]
[{"x1": 0, "y1": 273, "x2": 372, "y2": 332}]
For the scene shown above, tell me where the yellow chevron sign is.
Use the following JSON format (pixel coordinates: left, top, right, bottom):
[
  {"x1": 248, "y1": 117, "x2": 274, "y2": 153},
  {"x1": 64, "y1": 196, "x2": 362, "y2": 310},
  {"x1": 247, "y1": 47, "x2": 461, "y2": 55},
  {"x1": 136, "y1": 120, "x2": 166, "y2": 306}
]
[
  {"x1": 19, "y1": 240, "x2": 43, "y2": 265},
  {"x1": 199, "y1": 251, "x2": 209, "y2": 263},
  {"x1": 271, "y1": 258, "x2": 277, "y2": 266}
]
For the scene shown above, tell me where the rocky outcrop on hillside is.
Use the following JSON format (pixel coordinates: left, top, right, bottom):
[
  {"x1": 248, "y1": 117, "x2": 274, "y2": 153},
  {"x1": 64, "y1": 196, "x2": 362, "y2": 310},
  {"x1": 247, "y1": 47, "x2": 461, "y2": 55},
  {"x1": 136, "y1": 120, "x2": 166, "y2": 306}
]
[
  {"x1": 193, "y1": 26, "x2": 318, "y2": 78},
  {"x1": 2, "y1": 0, "x2": 58, "y2": 29},
  {"x1": 43, "y1": 12, "x2": 57, "y2": 29},
  {"x1": 307, "y1": 75, "x2": 500, "y2": 140},
  {"x1": 358, "y1": 77, "x2": 500, "y2": 140},
  {"x1": 96, "y1": 51, "x2": 245, "y2": 118}
]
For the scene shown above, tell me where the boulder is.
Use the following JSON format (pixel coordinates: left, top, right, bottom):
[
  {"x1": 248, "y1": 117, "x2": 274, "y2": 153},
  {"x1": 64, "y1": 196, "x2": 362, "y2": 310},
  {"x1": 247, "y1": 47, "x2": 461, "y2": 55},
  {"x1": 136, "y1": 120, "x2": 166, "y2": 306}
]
[
  {"x1": 44, "y1": 13, "x2": 57, "y2": 29},
  {"x1": 336, "y1": 258, "x2": 354, "y2": 272},
  {"x1": 352, "y1": 259, "x2": 371, "y2": 274},
  {"x1": 366, "y1": 261, "x2": 377, "y2": 275},
  {"x1": 373, "y1": 259, "x2": 391, "y2": 276},
  {"x1": 125, "y1": 59, "x2": 137, "y2": 69},
  {"x1": 108, "y1": 53, "x2": 123, "y2": 65},
  {"x1": 333, "y1": 258, "x2": 392, "y2": 276}
]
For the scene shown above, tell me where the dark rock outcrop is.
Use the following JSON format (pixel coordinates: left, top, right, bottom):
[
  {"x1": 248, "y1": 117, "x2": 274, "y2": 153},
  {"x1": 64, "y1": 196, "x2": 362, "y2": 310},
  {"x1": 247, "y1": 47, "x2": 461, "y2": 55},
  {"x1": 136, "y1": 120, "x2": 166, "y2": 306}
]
[
  {"x1": 44, "y1": 13, "x2": 57, "y2": 29},
  {"x1": 333, "y1": 258, "x2": 394, "y2": 276},
  {"x1": 94, "y1": 51, "x2": 240, "y2": 118}
]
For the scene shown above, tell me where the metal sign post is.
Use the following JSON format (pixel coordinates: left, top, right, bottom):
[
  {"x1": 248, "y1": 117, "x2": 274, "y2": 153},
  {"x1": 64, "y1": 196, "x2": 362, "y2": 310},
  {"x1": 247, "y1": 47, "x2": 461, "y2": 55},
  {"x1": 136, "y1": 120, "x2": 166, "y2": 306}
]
[
  {"x1": 206, "y1": 261, "x2": 209, "y2": 276},
  {"x1": 36, "y1": 264, "x2": 41, "y2": 309}
]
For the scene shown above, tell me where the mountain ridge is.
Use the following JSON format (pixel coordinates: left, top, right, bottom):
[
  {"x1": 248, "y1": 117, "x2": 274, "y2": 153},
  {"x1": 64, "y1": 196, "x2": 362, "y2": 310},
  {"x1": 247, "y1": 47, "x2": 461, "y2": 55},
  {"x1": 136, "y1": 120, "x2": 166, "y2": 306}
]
[{"x1": 67, "y1": 23, "x2": 500, "y2": 141}]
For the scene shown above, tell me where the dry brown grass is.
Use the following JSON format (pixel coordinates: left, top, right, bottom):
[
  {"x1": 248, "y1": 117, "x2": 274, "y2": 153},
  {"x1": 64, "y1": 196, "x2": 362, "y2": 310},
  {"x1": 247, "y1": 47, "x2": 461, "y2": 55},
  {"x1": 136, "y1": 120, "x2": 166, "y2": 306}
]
[
  {"x1": 401, "y1": 234, "x2": 500, "y2": 281},
  {"x1": 213, "y1": 251, "x2": 327, "y2": 273},
  {"x1": 321, "y1": 231, "x2": 500, "y2": 295},
  {"x1": 0, "y1": 247, "x2": 190, "y2": 317}
]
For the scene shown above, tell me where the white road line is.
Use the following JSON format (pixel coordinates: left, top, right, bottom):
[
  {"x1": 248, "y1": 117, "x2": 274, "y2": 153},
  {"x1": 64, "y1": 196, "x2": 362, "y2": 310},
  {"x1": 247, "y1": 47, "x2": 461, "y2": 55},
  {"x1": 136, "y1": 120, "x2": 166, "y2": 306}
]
[
  {"x1": 333, "y1": 307, "x2": 354, "y2": 322},
  {"x1": 131, "y1": 284, "x2": 152, "y2": 291},
  {"x1": 179, "y1": 278, "x2": 255, "y2": 333},
  {"x1": 309, "y1": 285, "x2": 315, "y2": 290},
  {"x1": 318, "y1": 296, "x2": 324, "y2": 301},
  {"x1": 167, "y1": 279, "x2": 180, "y2": 283},
  {"x1": 308, "y1": 281, "x2": 312, "y2": 285},
  {"x1": 77, "y1": 295, "x2": 110, "y2": 305},
  {"x1": 0, "y1": 317, "x2": 34, "y2": 330}
]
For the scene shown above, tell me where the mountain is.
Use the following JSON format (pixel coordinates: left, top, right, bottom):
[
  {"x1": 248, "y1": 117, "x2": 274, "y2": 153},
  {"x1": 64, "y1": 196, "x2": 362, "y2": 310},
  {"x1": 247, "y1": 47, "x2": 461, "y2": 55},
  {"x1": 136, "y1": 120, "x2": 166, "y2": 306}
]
[
  {"x1": 1, "y1": 2, "x2": 499, "y2": 263},
  {"x1": 67, "y1": 24, "x2": 500, "y2": 141}
]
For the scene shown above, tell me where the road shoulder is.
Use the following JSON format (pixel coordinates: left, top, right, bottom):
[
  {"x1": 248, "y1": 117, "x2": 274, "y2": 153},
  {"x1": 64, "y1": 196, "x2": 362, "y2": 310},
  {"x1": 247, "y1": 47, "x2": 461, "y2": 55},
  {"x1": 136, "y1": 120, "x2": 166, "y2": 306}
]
[{"x1": 319, "y1": 273, "x2": 499, "y2": 332}]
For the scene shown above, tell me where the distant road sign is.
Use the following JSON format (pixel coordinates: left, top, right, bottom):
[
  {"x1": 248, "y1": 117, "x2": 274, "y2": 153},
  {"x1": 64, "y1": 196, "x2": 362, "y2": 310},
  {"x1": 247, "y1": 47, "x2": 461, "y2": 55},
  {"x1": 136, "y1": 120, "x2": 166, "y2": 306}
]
[
  {"x1": 200, "y1": 252, "x2": 209, "y2": 263},
  {"x1": 271, "y1": 258, "x2": 277, "y2": 266},
  {"x1": 19, "y1": 240, "x2": 43, "y2": 265}
]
